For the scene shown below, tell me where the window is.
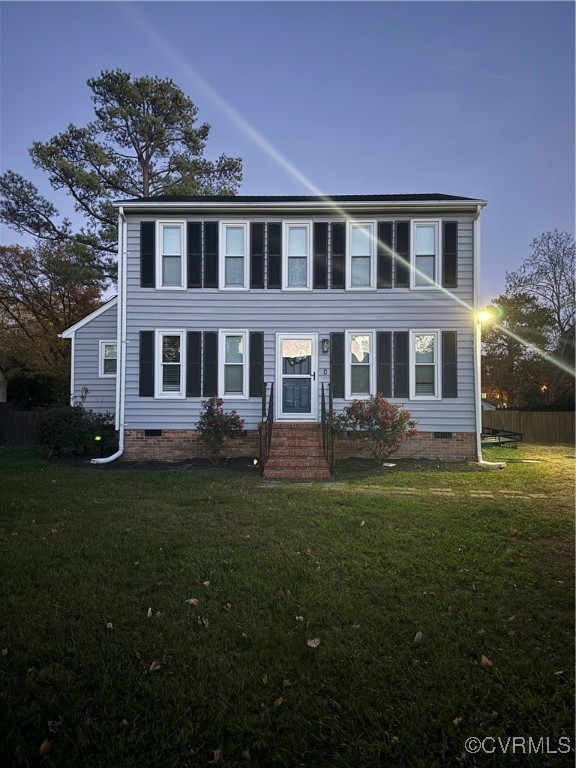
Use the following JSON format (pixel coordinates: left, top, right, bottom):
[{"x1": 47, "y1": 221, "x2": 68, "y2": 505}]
[
  {"x1": 220, "y1": 222, "x2": 248, "y2": 289},
  {"x1": 345, "y1": 331, "x2": 374, "y2": 398},
  {"x1": 347, "y1": 222, "x2": 375, "y2": 288},
  {"x1": 99, "y1": 341, "x2": 117, "y2": 377},
  {"x1": 410, "y1": 331, "x2": 439, "y2": 399},
  {"x1": 283, "y1": 223, "x2": 311, "y2": 289},
  {"x1": 156, "y1": 222, "x2": 185, "y2": 288},
  {"x1": 155, "y1": 331, "x2": 185, "y2": 398},
  {"x1": 412, "y1": 221, "x2": 439, "y2": 288},
  {"x1": 219, "y1": 331, "x2": 248, "y2": 397}
]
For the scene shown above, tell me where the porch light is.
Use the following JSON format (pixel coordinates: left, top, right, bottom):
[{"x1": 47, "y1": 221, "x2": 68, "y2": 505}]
[{"x1": 321, "y1": 338, "x2": 330, "y2": 354}]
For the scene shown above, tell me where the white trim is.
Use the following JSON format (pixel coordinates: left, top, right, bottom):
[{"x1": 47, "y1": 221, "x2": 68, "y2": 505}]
[
  {"x1": 473, "y1": 204, "x2": 483, "y2": 461},
  {"x1": 218, "y1": 222, "x2": 249, "y2": 290},
  {"x1": 276, "y1": 333, "x2": 318, "y2": 421},
  {"x1": 346, "y1": 221, "x2": 376, "y2": 290},
  {"x1": 99, "y1": 340, "x2": 117, "y2": 378},
  {"x1": 344, "y1": 330, "x2": 376, "y2": 399},
  {"x1": 154, "y1": 329, "x2": 186, "y2": 399},
  {"x1": 410, "y1": 220, "x2": 441, "y2": 290},
  {"x1": 409, "y1": 330, "x2": 441, "y2": 400},
  {"x1": 218, "y1": 330, "x2": 249, "y2": 399},
  {"x1": 69, "y1": 334, "x2": 76, "y2": 405},
  {"x1": 155, "y1": 220, "x2": 186, "y2": 290},
  {"x1": 282, "y1": 222, "x2": 312, "y2": 290},
  {"x1": 59, "y1": 297, "x2": 118, "y2": 338}
]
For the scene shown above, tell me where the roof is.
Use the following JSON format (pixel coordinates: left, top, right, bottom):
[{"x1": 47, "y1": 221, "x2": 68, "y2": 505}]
[
  {"x1": 59, "y1": 296, "x2": 118, "y2": 339},
  {"x1": 114, "y1": 193, "x2": 487, "y2": 215},
  {"x1": 117, "y1": 193, "x2": 482, "y2": 204}
]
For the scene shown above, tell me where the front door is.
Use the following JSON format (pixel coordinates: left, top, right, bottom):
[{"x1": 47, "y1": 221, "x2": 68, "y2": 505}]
[{"x1": 277, "y1": 334, "x2": 318, "y2": 420}]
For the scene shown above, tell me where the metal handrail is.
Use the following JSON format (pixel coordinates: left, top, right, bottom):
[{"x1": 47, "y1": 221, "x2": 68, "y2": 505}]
[
  {"x1": 321, "y1": 382, "x2": 335, "y2": 474},
  {"x1": 259, "y1": 382, "x2": 274, "y2": 474}
]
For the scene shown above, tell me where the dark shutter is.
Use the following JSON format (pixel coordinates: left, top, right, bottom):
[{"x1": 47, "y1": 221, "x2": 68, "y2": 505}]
[
  {"x1": 330, "y1": 332, "x2": 345, "y2": 398},
  {"x1": 267, "y1": 223, "x2": 282, "y2": 289},
  {"x1": 187, "y1": 222, "x2": 202, "y2": 289},
  {"x1": 376, "y1": 332, "x2": 392, "y2": 397},
  {"x1": 442, "y1": 331, "x2": 458, "y2": 398},
  {"x1": 140, "y1": 222, "x2": 155, "y2": 288},
  {"x1": 394, "y1": 222, "x2": 410, "y2": 287},
  {"x1": 393, "y1": 331, "x2": 409, "y2": 398},
  {"x1": 313, "y1": 223, "x2": 328, "y2": 289},
  {"x1": 202, "y1": 331, "x2": 218, "y2": 397},
  {"x1": 442, "y1": 222, "x2": 458, "y2": 288},
  {"x1": 139, "y1": 331, "x2": 155, "y2": 397},
  {"x1": 377, "y1": 222, "x2": 393, "y2": 289},
  {"x1": 250, "y1": 223, "x2": 265, "y2": 289},
  {"x1": 203, "y1": 222, "x2": 218, "y2": 288},
  {"x1": 186, "y1": 331, "x2": 202, "y2": 397},
  {"x1": 249, "y1": 332, "x2": 264, "y2": 398},
  {"x1": 331, "y1": 222, "x2": 345, "y2": 289}
]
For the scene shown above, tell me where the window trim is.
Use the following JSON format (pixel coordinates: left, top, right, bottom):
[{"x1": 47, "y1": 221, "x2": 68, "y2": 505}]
[
  {"x1": 155, "y1": 221, "x2": 186, "y2": 290},
  {"x1": 282, "y1": 221, "x2": 312, "y2": 291},
  {"x1": 154, "y1": 329, "x2": 186, "y2": 399},
  {"x1": 345, "y1": 330, "x2": 376, "y2": 400},
  {"x1": 219, "y1": 221, "x2": 249, "y2": 290},
  {"x1": 410, "y1": 220, "x2": 441, "y2": 290},
  {"x1": 218, "y1": 329, "x2": 249, "y2": 399},
  {"x1": 99, "y1": 340, "x2": 117, "y2": 378},
  {"x1": 409, "y1": 329, "x2": 440, "y2": 400},
  {"x1": 346, "y1": 220, "x2": 376, "y2": 290}
]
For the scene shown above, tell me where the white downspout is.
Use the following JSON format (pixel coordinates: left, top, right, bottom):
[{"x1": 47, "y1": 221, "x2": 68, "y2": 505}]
[
  {"x1": 92, "y1": 207, "x2": 127, "y2": 464},
  {"x1": 473, "y1": 204, "x2": 484, "y2": 462}
]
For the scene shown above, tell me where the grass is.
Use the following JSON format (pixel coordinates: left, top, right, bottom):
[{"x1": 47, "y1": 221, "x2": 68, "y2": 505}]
[{"x1": 0, "y1": 444, "x2": 574, "y2": 767}]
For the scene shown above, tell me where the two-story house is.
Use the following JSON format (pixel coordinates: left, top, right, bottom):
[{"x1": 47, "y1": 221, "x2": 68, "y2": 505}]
[{"x1": 61, "y1": 193, "x2": 487, "y2": 477}]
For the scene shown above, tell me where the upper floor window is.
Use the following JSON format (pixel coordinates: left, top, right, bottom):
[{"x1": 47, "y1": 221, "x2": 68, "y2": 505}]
[
  {"x1": 155, "y1": 330, "x2": 185, "y2": 398},
  {"x1": 99, "y1": 341, "x2": 117, "y2": 377},
  {"x1": 410, "y1": 330, "x2": 439, "y2": 399},
  {"x1": 345, "y1": 331, "x2": 375, "y2": 398},
  {"x1": 219, "y1": 331, "x2": 248, "y2": 397},
  {"x1": 347, "y1": 222, "x2": 375, "y2": 288},
  {"x1": 220, "y1": 223, "x2": 248, "y2": 289},
  {"x1": 283, "y1": 223, "x2": 312, "y2": 289},
  {"x1": 157, "y1": 222, "x2": 185, "y2": 289},
  {"x1": 412, "y1": 221, "x2": 439, "y2": 288}
]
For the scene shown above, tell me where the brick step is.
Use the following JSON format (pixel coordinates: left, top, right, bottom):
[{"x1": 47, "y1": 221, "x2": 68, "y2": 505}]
[
  {"x1": 266, "y1": 457, "x2": 329, "y2": 468},
  {"x1": 268, "y1": 446, "x2": 325, "y2": 456},
  {"x1": 264, "y1": 468, "x2": 331, "y2": 480}
]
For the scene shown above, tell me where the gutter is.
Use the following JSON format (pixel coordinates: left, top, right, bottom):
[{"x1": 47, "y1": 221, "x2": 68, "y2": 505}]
[{"x1": 91, "y1": 207, "x2": 127, "y2": 465}]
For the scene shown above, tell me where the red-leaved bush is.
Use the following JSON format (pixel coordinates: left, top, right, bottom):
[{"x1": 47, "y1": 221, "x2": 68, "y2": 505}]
[
  {"x1": 333, "y1": 394, "x2": 417, "y2": 465},
  {"x1": 197, "y1": 396, "x2": 245, "y2": 463}
]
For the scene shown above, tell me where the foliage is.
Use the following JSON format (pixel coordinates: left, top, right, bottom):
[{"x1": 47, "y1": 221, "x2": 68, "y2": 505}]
[
  {"x1": 196, "y1": 396, "x2": 245, "y2": 463},
  {"x1": 0, "y1": 243, "x2": 103, "y2": 405},
  {"x1": 0, "y1": 69, "x2": 243, "y2": 283},
  {"x1": 482, "y1": 230, "x2": 575, "y2": 407},
  {"x1": 37, "y1": 403, "x2": 113, "y2": 456},
  {"x1": 506, "y1": 229, "x2": 575, "y2": 340},
  {"x1": 333, "y1": 394, "x2": 417, "y2": 465},
  {"x1": 481, "y1": 293, "x2": 555, "y2": 407}
]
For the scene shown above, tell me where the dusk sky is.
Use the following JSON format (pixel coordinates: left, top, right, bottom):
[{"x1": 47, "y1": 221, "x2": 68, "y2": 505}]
[{"x1": 1, "y1": 0, "x2": 574, "y2": 303}]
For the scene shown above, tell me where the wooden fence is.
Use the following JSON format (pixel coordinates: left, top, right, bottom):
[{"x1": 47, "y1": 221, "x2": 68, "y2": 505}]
[
  {"x1": 0, "y1": 404, "x2": 43, "y2": 446},
  {"x1": 482, "y1": 410, "x2": 575, "y2": 445}
]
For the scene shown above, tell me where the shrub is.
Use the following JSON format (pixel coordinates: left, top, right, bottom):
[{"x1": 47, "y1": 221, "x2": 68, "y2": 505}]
[
  {"x1": 333, "y1": 394, "x2": 417, "y2": 465},
  {"x1": 37, "y1": 404, "x2": 114, "y2": 457},
  {"x1": 196, "y1": 397, "x2": 245, "y2": 464}
]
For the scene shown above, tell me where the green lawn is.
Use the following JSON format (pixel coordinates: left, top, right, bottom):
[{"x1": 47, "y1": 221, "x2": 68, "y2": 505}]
[{"x1": 0, "y1": 445, "x2": 574, "y2": 767}]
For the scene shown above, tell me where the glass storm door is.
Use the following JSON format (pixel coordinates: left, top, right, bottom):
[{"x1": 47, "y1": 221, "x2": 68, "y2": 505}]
[{"x1": 277, "y1": 335, "x2": 317, "y2": 420}]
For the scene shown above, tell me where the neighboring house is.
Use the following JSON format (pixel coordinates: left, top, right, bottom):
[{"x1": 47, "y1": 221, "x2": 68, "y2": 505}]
[
  {"x1": 59, "y1": 296, "x2": 118, "y2": 415},
  {"x1": 62, "y1": 193, "x2": 487, "y2": 476}
]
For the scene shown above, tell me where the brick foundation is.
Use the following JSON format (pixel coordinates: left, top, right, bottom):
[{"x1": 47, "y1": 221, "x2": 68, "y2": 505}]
[
  {"x1": 334, "y1": 431, "x2": 477, "y2": 462},
  {"x1": 123, "y1": 429, "x2": 259, "y2": 462},
  {"x1": 122, "y1": 428, "x2": 476, "y2": 463}
]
